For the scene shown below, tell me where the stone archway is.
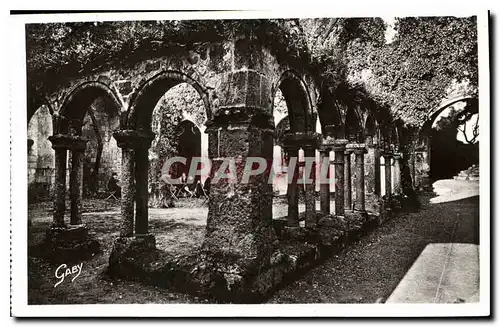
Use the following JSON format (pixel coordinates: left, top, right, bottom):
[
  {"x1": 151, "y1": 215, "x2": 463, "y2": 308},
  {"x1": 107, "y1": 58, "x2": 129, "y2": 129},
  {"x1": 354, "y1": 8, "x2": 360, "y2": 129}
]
[
  {"x1": 49, "y1": 81, "x2": 123, "y2": 228},
  {"x1": 415, "y1": 97, "x2": 479, "y2": 186},
  {"x1": 272, "y1": 70, "x2": 319, "y2": 229},
  {"x1": 113, "y1": 70, "x2": 211, "y2": 241}
]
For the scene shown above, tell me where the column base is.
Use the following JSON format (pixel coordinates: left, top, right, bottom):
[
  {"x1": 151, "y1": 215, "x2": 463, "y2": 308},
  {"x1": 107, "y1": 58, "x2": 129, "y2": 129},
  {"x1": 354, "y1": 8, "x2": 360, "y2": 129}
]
[
  {"x1": 134, "y1": 234, "x2": 157, "y2": 249},
  {"x1": 37, "y1": 225, "x2": 100, "y2": 263},
  {"x1": 344, "y1": 210, "x2": 369, "y2": 231}
]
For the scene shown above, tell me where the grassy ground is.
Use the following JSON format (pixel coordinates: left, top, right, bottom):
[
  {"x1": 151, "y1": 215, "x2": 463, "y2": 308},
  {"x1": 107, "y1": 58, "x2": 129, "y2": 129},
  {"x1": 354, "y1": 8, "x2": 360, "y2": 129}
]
[
  {"x1": 28, "y1": 198, "x2": 207, "y2": 304},
  {"x1": 27, "y1": 192, "x2": 479, "y2": 304}
]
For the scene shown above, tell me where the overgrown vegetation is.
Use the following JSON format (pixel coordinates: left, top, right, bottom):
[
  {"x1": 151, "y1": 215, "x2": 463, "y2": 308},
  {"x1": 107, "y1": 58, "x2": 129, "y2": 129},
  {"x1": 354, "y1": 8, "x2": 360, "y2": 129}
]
[
  {"x1": 27, "y1": 17, "x2": 478, "y2": 127},
  {"x1": 302, "y1": 16, "x2": 478, "y2": 126}
]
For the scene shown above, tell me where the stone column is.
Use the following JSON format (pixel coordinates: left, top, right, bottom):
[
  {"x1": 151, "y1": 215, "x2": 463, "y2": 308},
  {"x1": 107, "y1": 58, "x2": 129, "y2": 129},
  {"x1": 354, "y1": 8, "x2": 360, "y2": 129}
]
[
  {"x1": 393, "y1": 152, "x2": 403, "y2": 195},
  {"x1": 344, "y1": 148, "x2": 353, "y2": 211},
  {"x1": 69, "y1": 138, "x2": 87, "y2": 226},
  {"x1": 28, "y1": 139, "x2": 34, "y2": 227},
  {"x1": 48, "y1": 135, "x2": 69, "y2": 227},
  {"x1": 113, "y1": 130, "x2": 137, "y2": 237},
  {"x1": 134, "y1": 134, "x2": 154, "y2": 237},
  {"x1": 284, "y1": 145, "x2": 300, "y2": 227},
  {"x1": 374, "y1": 146, "x2": 381, "y2": 196},
  {"x1": 353, "y1": 144, "x2": 367, "y2": 213},
  {"x1": 383, "y1": 153, "x2": 393, "y2": 197},
  {"x1": 332, "y1": 139, "x2": 348, "y2": 216},
  {"x1": 303, "y1": 145, "x2": 317, "y2": 228},
  {"x1": 27, "y1": 139, "x2": 34, "y2": 153},
  {"x1": 319, "y1": 146, "x2": 331, "y2": 215},
  {"x1": 364, "y1": 136, "x2": 376, "y2": 194},
  {"x1": 202, "y1": 111, "x2": 277, "y2": 265},
  {"x1": 52, "y1": 148, "x2": 68, "y2": 227}
]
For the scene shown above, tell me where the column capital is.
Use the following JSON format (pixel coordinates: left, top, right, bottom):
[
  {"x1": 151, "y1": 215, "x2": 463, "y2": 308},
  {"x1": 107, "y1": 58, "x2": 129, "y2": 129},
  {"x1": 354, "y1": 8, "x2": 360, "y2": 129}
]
[
  {"x1": 382, "y1": 152, "x2": 394, "y2": 159},
  {"x1": 319, "y1": 145, "x2": 332, "y2": 153},
  {"x1": 331, "y1": 139, "x2": 349, "y2": 152},
  {"x1": 113, "y1": 129, "x2": 155, "y2": 150},
  {"x1": 393, "y1": 152, "x2": 403, "y2": 160},
  {"x1": 48, "y1": 134, "x2": 88, "y2": 151},
  {"x1": 283, "y1": 131, "x2": 321, "y2": 149},
  {"x1": 349, "y1": 143, "x2": 367, "y2": 154}
]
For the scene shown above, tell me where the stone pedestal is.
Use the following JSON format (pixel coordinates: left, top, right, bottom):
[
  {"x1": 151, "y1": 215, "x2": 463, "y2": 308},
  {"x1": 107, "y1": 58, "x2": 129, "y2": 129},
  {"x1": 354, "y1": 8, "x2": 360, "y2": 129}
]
[{"x1": 37, "y1": 224, "x2": 100, "y2": 263}]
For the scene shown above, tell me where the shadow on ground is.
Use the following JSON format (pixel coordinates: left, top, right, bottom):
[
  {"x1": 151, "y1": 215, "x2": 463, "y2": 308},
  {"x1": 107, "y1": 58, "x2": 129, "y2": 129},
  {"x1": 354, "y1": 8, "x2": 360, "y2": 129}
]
[
  {"x1": 267, "y1": 195, "x2": 479, "y2": 303},
  {"x1": 27, "y1": 191, "x2": 479, "y2": 304}
]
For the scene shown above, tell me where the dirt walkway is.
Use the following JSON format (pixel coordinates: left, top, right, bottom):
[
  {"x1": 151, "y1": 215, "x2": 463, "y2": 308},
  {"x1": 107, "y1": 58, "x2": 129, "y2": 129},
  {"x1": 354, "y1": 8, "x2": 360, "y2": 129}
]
[{"x1": 268, "y1": 192, "x2": 479, "y2": 303}]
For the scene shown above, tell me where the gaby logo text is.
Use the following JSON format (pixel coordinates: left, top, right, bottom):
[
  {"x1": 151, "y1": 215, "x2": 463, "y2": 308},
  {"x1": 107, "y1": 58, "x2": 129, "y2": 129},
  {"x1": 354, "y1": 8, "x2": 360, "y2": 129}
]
[{"x1": 54, "y1": 263, "x2": 83, "y2": 288}]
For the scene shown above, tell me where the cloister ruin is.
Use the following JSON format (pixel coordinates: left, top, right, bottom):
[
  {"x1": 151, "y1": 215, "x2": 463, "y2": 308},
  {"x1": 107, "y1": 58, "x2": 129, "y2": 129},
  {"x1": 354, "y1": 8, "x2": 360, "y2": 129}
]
[{"x1": 26, "y1": 19, "x2": 479, "y2": 303}]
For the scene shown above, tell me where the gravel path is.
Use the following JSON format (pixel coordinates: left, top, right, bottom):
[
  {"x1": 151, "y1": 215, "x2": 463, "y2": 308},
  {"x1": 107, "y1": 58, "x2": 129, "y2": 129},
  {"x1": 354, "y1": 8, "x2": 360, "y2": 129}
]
[{"x1": 267, "y1": 192, "x2": 479, "y2": 303}]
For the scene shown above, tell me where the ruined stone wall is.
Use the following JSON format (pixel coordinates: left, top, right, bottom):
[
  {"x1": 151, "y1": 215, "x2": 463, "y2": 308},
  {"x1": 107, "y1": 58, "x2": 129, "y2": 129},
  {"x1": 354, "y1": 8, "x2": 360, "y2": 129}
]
[{"x1": 28, "y1": 106, "x2": 55, "y2": 201}]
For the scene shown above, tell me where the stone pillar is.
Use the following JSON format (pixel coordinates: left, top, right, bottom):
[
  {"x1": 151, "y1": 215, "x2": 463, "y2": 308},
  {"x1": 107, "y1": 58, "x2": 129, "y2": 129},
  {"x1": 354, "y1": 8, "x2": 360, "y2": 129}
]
[
  {"x1": 113, "y1": 130, "x2": 153, "y2": 238},
  {"x1": 393, "y1": 152, "x2": 403, "y2": 195},
  {"x1": 353, "y1": 144, "x2": 367, "y2": 213},
  {"x1": 344, "y1": 149, "x2": 353, "y2": 211},
  {"x1": 202, "y1": 109, "x2": 277, "y2": 265},
  {"x1": 284, "y1": 145, "x2": 300, "y2": 227},
  {"x1": 383, "y1": 153, "x2": 393, "y2": 196},
  {"x1": 364, "y1": 136, "x2": 376, "y2": 194},
  {"x1": 52, "y1": 147, "x2": 67, "y2": 227},
  {"x1": 303, "y1": 145, "x2": 317, "y2": 228},
  {"x1": 134, "y1": 135, "x2": 154, "y2": 237},
  {"x1": 28, "y1": 139, "x2": 34, "y2": 227},
  {"x1": 319, "y1": 146, "x2": 331, "y2": 215},
  {"x1": 113, "y1": 130, "x2": 137, "y2": 237},
  {"x1": 48, "y1": 135, "x2": 70, "y2": 227},
  {"x1": 69, "y1": 139, "x2": 87, "y2": 226},
  {"x1": 374, "y1": 147, "x2": 381, "y2": 196},
  {"x1": 27, "y1": 139, "x2": 34, "y2": 153},
  {"x1": 332, "y1": 139, "x2": 348, "y2": 216}
]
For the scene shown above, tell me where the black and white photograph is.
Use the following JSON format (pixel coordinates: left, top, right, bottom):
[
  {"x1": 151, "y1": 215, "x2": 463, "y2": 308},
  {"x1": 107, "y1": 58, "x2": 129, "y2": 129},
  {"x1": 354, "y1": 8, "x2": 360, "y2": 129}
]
[{"x1": 8, "y1": 7, "x2": 490, "y2": 317}]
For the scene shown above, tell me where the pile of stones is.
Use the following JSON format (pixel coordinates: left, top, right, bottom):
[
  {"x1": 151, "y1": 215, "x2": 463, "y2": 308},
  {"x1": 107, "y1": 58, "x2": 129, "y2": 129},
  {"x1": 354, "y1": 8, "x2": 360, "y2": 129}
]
[{"x1": 453, "y1": 164, "x2": 479, "y2": 181}]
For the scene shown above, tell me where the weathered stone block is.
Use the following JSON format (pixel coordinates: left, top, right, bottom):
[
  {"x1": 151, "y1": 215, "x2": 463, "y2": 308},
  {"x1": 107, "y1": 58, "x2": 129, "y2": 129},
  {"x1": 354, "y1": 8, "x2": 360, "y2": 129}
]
[
  {"x1": 229, "y1": 71, "x2": 247, "y2": 107},
  {"x1": 34, "y1": 225, "x2": 100, "y2": 263},
  {"x1": 245, "y1": 70, "x2": 262, "y2": 108}
]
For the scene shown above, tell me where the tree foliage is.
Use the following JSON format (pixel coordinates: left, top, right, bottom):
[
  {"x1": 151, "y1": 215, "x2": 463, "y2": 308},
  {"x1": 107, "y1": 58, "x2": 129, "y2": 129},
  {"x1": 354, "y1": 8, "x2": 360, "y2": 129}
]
[
  {"x1": 299, "y1": 16, "x2": 478, "y2": 127},
  {"x1": 27, "y1": 17, "x2": 478, "y2": 128},
  {"x1": 434, "y1": 100, "x2": 479, "y2": 144}
]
